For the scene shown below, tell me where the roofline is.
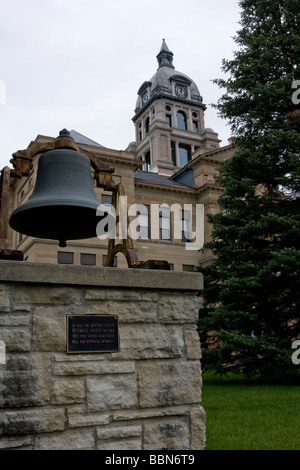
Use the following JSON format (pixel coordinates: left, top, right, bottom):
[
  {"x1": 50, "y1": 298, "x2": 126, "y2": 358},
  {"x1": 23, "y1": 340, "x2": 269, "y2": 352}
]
[
  {"x1": 134, "y1": 177, "x2": 197, "y2": 193},
  {"x1": 186, "y1": 143, "x2": 236, "y2": 168},
  {"x1": 28, "y1": 134, "x2": 142, "y2": 169}
]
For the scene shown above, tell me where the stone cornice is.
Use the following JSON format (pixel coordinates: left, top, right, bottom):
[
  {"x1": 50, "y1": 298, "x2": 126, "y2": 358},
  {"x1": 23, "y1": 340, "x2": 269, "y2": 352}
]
[
  {"x1": 0, "y1": 259, "x2": 203, "y2": 291},
  {"x1": 94, "y1": 151, "x2": 142, "y2": 170},
  {"x1": 135, "y1": 178, "x2": 197, "y2": 195},
  {"x1": 187, "y1": 143, "x2": 235, "y2": 169},
  {"x1": 195, "y1": 182, "x2": 224, "y2": 194},
  {"x1": 135, "y1": 178, "x2": 224, "y2": 195}
]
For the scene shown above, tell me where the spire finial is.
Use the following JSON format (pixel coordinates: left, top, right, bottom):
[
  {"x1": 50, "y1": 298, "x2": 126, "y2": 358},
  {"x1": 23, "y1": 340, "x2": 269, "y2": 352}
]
[
  {"x1": 161, "y1": 38, "x2": 169, "y2": 51},
  {"x1": 156, "y1": 39, "x2": 174, "y2": 69}
]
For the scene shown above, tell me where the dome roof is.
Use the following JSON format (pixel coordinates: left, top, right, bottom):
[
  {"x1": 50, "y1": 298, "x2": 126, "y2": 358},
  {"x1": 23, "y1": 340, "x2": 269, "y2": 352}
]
[{"x1": 134, "y1": 40, "x2": 204, "y2": 118}]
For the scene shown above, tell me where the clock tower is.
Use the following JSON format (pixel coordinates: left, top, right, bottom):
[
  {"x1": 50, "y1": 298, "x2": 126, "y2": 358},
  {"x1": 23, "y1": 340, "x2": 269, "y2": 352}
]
[{"x1": 132, "y1": 39, "x2": 220, "y2": 175}]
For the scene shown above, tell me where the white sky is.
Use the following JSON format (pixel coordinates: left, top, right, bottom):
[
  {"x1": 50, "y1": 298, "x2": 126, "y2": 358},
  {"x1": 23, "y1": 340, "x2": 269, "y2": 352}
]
[{"x1": 0, "y1": 0, "x2": 241, "y2": 169}]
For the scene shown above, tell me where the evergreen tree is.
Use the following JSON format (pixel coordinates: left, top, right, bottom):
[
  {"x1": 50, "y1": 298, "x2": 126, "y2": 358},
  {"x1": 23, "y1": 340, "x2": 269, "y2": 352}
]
[{"x1": 198, "y1": 0, "x2": 300, "y2": 380}]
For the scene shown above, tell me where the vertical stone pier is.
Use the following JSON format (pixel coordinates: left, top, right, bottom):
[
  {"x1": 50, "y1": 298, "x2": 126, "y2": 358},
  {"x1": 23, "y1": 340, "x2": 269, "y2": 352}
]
[{"x1": 0, "y1": 260, "x2": 205, "y2": 450}]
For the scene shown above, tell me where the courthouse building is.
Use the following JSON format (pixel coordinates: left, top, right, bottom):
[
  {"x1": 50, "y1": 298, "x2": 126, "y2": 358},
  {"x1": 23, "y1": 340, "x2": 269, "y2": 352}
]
[{"x1": 6, "y1": 40, "x2": 234, "y2": 270}]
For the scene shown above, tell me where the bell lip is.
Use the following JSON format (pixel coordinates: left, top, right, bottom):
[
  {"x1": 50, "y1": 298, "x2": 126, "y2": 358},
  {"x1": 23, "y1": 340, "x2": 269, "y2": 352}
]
[
  {"x1": 10, "y1": 199, "x2": 114, "y2": 217},
  {"x1": 9, "y1": 202, "x2": 115, "y2": 242}
]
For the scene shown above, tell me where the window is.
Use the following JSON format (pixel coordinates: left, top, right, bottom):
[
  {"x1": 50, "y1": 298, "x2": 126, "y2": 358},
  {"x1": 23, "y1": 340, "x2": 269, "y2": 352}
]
[
  {"x1": 166, "y1": 114, "x2": 172, "y2": 126},
  {"x1": 178, "y1": 144, "x2": 191, "y2": 167},
  {"x1": 193, "y1": 121, "x2": 198, "y2": 132},
  {"x1": 58, "y1": 252, "x2": 74, "y2": 264},
  {"x1": 145, "y1": 117, "x2": 150, "y2": 134},
  {"x1": 171, "y1": 142, "x2": 176, "y2": 166},
  {"x1": 181, "y1": 210, "x2": 193, "y2": 242},
  {"x1": 137, "y1": 204, "x2": 150, "y2": 239},
  {"x1": 102, "y1": 255, "x2": 117, "y2": 267},
  {"x1": 80, "y1": 253, "x2": 96, "y2": 266},
  {"x1": 143, "y1": 151, "x2": 151, "y2": 172},
  {"x1": 182, "y1": 264, "x2": 195, "y2": 272},
  {"x1": 177, "y1": 111, "x2": 187, "y2": 130},
  {"x1": 159, "y1": 206, "x2": 171, "y2": 241}
]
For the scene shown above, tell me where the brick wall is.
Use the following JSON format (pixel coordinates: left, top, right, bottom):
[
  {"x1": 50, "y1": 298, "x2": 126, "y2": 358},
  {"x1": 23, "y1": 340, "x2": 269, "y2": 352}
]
[{"x1": 0, "y1": 260, "x2": 205, "y2": 450}]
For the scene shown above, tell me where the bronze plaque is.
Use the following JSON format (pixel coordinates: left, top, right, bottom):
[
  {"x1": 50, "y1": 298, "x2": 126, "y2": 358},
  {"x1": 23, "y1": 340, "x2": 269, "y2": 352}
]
[{"x1": 67, "y1": 314, "x2": 119, "y2": 353}]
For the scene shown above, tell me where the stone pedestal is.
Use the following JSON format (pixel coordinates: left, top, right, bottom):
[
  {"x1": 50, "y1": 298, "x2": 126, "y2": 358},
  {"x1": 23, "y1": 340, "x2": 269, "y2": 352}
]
[{"x1": 0, "y1": 260, "x2": 205, "y2": 450}]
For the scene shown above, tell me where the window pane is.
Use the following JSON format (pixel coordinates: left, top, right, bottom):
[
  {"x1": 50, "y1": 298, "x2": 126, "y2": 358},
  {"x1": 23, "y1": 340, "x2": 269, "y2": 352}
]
[
  {"x1": 81, "y1": 253, "x2": 96, "y2": 266},
  {"x1": 137, "y1": 204, "x2": 149, "y2": 239},
  {"x1": 182, "y1": 264, "x2": 195, "y2": 272},
  {"x1": 161, "y1": 228, "x2": 170, "y2": 240},
  {"x1": 145, "y1": 117, "x2": 150, "y2": 133},
  {"x1": 166, "y1": 114, "x2": 172, "y2": 126},
  {"x1": 139, "y1": 226, "x2": 149, "y2": 239},
  {"x1": 58, "y1": 252, "x2": 74, "y2": 264},
  {"x1": 143, "y1": 151, "x2": 151, "y2": 172},
  {"x1": 177, "y1": 111, "x2": 187, "y2": 130},
  {"x1": 179, "y1": 145, "x2": 191, "y2": 167},
  {"x1": 159, "y1": 207, "x2": 171, "y2": 240},
  {"x1": 181, "y1": 210, "x2": 192, "y2": 242}
]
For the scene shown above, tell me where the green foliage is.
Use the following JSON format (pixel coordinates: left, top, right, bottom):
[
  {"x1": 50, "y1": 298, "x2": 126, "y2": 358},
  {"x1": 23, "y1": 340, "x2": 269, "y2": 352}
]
[{"x1": 198, "y1": 0, "x2": 300, "y2": 380}]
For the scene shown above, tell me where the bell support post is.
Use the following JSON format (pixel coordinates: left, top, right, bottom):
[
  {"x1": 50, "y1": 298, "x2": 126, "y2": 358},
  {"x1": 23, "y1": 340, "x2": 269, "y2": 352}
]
[{"x1": 105, "y1": 182, "x2": 139, "y2": 268}]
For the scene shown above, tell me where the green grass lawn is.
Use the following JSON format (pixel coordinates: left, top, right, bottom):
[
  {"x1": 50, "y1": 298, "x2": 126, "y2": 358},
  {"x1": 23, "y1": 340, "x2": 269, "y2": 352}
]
[{"x1": 202, "y1": 372, "x2": 300, "y2": 450}]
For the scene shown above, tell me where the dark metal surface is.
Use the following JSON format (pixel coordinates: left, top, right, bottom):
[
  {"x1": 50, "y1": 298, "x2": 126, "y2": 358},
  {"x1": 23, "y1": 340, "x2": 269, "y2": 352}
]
[
  {"x1": 67, "y1": 314, "x2": 119, "y2": 353},
  {"x1": 9, "y1": 148, "x2": 115, "y2": 247}
]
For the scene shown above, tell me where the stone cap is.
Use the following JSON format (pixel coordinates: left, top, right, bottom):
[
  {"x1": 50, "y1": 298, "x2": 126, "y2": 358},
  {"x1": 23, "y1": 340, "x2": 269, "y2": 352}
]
[{"x1": 0, "y1": 260, "x2": 203, "y2": 292}]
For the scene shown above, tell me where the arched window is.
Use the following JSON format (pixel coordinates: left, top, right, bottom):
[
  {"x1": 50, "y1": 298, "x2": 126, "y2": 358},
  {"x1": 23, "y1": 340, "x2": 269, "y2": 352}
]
[{"x1": 177, "y1": 111, "x2": 187, "y2": 130}]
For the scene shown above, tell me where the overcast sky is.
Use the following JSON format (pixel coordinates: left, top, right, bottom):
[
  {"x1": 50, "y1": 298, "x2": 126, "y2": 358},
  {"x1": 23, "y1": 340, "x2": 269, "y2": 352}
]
[{"x1": 0, "y1": 0, "x2": 241, "y2": 169}]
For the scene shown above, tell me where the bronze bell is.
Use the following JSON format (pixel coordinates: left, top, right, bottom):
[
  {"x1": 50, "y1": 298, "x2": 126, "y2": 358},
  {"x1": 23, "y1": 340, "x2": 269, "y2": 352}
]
[{"x1": 9, "y1": 147, "x2": 115, "y2": 247}]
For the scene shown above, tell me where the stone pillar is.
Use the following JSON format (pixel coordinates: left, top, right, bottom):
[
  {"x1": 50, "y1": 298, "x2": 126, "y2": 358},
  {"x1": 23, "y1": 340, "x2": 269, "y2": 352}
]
[{"x1": 0, "y1": 260, "x2": 205, "y2": 450}]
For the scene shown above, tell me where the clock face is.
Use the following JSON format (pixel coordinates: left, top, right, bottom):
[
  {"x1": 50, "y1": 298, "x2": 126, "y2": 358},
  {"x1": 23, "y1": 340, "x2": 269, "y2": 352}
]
[
  {"x1": 175, "y1": 85, "x2": 188, "y2": 98},
  {"x1": 142, "y1": 91, "x2": 148, "y2": 104}
]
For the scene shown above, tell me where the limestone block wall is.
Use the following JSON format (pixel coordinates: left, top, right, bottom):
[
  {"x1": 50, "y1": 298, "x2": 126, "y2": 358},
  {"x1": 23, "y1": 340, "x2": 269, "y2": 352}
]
[{"x1": 0, "y1": 260, "x2": 205, "y2": 450}]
